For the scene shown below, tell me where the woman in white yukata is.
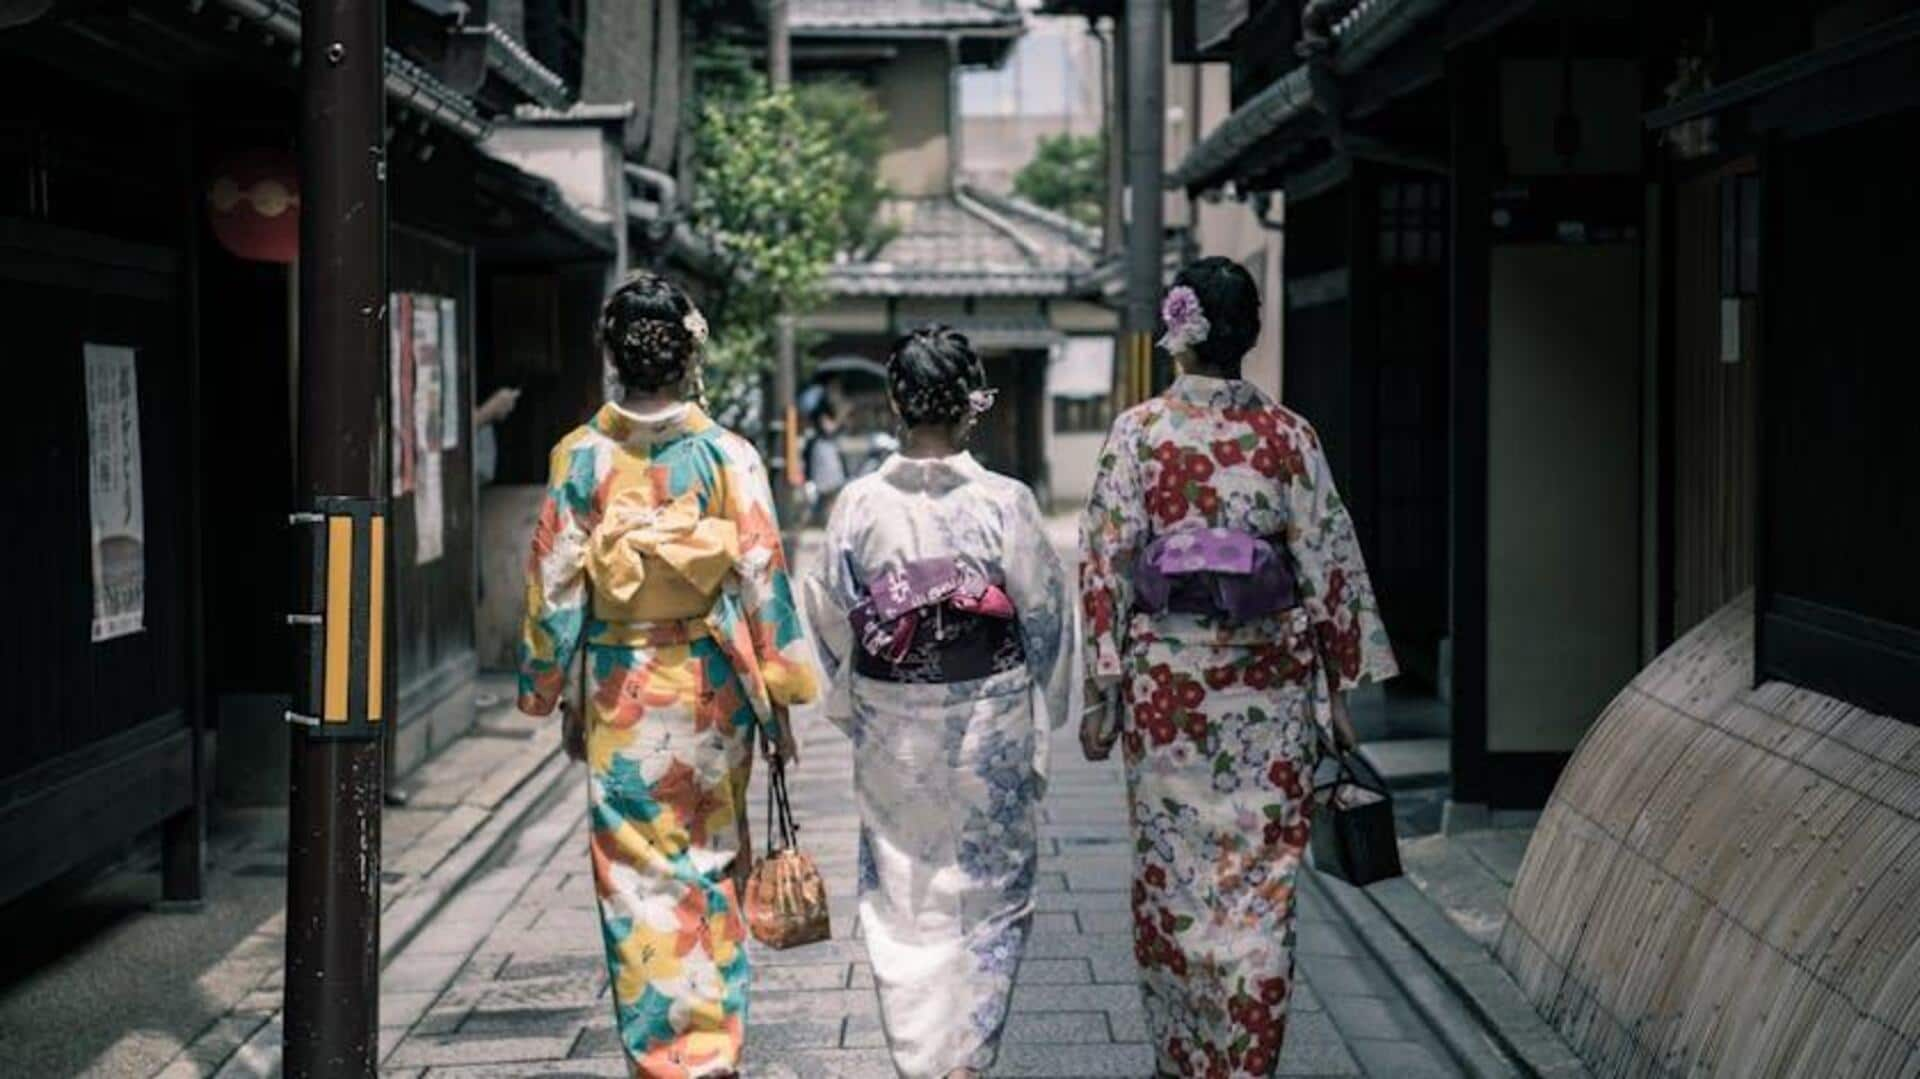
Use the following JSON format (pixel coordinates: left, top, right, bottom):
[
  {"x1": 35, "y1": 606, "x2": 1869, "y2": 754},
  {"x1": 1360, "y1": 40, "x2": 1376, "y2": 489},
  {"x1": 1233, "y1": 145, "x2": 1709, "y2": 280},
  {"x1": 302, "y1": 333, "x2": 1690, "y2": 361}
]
[{"x1": 802, "y1": 325, "x2": 1076, "y2": 1079}]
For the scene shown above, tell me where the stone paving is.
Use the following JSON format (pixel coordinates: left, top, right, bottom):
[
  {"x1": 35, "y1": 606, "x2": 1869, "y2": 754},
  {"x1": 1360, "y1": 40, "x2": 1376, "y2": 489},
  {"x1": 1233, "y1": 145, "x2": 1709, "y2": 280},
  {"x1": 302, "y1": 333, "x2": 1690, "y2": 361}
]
[{"x1": 372, "y1": 715, "x2": 1465, "y2": 1077}]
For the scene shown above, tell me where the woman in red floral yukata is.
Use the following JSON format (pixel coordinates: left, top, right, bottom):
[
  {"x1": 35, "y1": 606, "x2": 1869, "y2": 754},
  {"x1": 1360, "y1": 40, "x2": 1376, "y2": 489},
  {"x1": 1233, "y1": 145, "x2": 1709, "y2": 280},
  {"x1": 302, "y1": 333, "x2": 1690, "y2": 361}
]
[{"x1": 1078, "y1": 257, "x2": 1397, "y2": 1078}]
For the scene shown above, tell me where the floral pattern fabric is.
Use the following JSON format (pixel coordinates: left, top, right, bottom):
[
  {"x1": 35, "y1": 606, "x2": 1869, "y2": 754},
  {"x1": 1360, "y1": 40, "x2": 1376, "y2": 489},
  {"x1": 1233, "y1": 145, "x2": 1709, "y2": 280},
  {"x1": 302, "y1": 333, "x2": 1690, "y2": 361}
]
[
  {"x1": 519, "y1": 401, "x2": 819, "y2": 1078},
  {"x1": 1079, "y1": 375, "x2": 1396, "y2": 1078},
  {"x1": 802, "y1": 452, "x2": 1075, "y2": 1078}
]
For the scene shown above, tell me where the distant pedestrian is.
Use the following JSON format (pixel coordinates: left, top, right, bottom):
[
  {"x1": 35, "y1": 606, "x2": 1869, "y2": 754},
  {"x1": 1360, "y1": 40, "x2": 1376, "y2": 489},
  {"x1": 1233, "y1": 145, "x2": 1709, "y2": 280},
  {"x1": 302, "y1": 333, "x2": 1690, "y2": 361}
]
[
  {"x1": 802, "y1": 401, "x2": 848, "y2": 525},
  {"x1": 1078, "y1": 258, "x2": 1398, "y2": 1077},
  {"x1": 517, "y1": 271, "x2": 820, "y2": 1077},
  {"x1": 802, "y1": 325, "x2": 1075, "y2": 1079}
]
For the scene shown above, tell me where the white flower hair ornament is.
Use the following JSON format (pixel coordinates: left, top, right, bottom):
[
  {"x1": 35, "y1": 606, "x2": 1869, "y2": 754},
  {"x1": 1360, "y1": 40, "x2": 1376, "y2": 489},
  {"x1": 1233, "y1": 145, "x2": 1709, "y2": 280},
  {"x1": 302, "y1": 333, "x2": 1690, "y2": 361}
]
[
  {"x1": 966, "y1": 387, "x2": 999, "y2": 416},
  {"x1": 682, "y1": 305, "x2": 710, "y2": 345},
  {"x1": 1157, "y1": 285, "x2": 1212, "y2": 355}
]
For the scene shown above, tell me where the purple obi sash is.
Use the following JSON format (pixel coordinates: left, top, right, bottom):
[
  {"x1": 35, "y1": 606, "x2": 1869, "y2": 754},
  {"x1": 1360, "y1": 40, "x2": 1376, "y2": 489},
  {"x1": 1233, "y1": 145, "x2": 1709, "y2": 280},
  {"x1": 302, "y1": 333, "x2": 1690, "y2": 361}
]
[
  {"x1": 1132, "y1": 527, "x2": 1297, "y2": 623},
  {"x1": 849, "y1": 557, "x2": 1024, "y2": 683}
]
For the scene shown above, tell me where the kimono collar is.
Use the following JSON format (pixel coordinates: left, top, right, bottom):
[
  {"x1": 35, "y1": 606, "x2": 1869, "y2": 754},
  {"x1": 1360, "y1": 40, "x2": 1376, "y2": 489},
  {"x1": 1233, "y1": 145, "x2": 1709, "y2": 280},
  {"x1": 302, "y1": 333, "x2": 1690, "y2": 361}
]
[
  {"x1": 1165, "y1": 374, "x2": 1274, "y2": 412},
  {"x1": 876, "y1": 450, "x2": 984, "y2": 494},
  {"x1": 591, "y1": 400, "x2": 716, "y2": 448}
]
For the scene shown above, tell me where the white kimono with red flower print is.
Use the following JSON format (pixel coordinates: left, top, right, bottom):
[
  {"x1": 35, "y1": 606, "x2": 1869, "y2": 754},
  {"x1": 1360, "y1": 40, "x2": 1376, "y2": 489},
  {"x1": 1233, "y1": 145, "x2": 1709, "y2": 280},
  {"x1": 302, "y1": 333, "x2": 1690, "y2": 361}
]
[{"x1": 1079, "y1": 374, "x2": 1395, "y2": 1079}]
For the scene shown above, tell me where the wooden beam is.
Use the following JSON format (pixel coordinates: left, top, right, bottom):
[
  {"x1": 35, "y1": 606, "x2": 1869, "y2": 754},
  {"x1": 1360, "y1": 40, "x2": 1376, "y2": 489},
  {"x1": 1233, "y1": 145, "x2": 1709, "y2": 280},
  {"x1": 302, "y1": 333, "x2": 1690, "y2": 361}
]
[{"x1": 1446, "y1": 39, "x2": 1495, "y2": 807}]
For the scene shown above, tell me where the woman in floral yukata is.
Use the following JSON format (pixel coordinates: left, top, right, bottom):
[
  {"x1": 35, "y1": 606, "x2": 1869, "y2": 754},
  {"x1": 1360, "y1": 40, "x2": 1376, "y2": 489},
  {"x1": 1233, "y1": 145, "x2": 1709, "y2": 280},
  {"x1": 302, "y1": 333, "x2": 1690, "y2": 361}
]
[
  {"x1": 802, "y1": 326, "x2": 1075, "y2": 1079},
  {"x1": 518, "y1": 272, "x2": 819, "y2": 1078},
  {"x1": 1079, "y1": 258, "x2": 1397, "y2": 1078}
]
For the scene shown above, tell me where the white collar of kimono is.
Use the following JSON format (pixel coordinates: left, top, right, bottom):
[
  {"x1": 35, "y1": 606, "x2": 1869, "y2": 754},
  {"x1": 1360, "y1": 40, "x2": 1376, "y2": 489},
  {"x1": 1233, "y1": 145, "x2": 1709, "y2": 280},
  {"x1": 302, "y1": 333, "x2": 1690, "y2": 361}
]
[
  {"x1": 1166, "y1": 373, "x2": 1274, "y2": 410},
  {"x1": 877, "y1": 450, "x2": 984, "y2": 493}
]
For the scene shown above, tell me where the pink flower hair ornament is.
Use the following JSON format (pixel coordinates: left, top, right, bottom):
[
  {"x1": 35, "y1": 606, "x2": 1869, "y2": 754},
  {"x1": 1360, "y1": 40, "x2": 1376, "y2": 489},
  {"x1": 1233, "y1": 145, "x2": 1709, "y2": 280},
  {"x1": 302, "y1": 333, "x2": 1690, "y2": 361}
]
[{"x1": 1158, "y1": 285, "x2": 1212, "y2": 355}]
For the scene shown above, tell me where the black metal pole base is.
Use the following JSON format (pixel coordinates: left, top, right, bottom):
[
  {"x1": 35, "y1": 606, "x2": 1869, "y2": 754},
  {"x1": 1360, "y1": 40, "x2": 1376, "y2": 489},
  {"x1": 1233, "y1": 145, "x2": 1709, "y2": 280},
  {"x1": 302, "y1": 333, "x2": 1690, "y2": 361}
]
[{"x1": 283, "y1": 735, "x2": 384, "y2": 1077}]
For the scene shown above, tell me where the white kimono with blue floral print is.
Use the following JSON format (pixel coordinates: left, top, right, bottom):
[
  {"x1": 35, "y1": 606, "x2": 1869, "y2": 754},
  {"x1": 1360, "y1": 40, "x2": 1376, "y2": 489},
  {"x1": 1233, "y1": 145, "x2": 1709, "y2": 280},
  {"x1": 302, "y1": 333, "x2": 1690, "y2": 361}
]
[{"x1": 803, "y1": 452, "x2": 1075, "y2": 1079}]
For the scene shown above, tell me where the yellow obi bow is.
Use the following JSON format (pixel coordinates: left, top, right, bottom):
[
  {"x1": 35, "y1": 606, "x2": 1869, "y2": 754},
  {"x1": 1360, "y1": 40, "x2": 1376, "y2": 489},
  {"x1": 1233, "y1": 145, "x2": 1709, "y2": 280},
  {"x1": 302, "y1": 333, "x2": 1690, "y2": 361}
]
[{"x1": 587, "y1": 489, "x2": 740, "y2": 623}]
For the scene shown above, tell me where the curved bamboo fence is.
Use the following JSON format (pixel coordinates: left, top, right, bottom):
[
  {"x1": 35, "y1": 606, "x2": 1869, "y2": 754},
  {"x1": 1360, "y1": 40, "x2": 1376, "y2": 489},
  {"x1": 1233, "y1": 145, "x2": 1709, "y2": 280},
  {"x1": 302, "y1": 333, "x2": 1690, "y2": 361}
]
[{"x1": 1497, "y1": 593, "x2": 1920, "y2": 1078}]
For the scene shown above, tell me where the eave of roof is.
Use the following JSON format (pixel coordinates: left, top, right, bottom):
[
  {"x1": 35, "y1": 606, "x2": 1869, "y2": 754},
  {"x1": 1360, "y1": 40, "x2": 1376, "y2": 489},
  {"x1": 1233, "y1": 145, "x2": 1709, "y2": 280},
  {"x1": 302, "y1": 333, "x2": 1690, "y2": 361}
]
[
  {"x1": 1168, "y1": 0, "x2": 1451, "y2": 192},
  {"x1": 790, "y1": 0, "x2": 1022, "y2": 36}
]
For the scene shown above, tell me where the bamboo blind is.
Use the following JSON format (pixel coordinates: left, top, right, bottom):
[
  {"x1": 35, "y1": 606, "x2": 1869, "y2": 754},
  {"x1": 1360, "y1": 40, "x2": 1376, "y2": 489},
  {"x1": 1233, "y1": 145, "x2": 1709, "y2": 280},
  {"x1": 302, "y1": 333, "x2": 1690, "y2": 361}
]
[{"x1": 1497, "y1": 593, "x2": 1920, "y2": 1077}]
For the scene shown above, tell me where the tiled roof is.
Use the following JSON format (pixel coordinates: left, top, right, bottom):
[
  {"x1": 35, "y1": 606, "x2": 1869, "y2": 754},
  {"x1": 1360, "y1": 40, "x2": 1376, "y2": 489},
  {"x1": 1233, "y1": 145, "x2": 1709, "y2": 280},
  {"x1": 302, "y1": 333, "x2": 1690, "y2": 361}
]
[
  {"x1": 790, "y1": 0, "x2": 1021, "y2": 33},
  {"x1": 825, "y1": 189, "x2": 1098, "y2": 298}
]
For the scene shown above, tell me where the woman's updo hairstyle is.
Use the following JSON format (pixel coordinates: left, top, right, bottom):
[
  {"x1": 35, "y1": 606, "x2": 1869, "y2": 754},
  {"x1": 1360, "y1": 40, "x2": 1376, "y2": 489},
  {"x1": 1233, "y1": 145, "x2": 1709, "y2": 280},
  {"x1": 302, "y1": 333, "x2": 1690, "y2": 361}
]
[
  {"x1": 887, "y1": 323, "x2": 987, "y2": 427},
  {"x1": 600, "y1": 272, "x2": 702, "y2": 393},
  {"x1": 1169, "y1": 256, "x2": 1261, "y2": 374}
]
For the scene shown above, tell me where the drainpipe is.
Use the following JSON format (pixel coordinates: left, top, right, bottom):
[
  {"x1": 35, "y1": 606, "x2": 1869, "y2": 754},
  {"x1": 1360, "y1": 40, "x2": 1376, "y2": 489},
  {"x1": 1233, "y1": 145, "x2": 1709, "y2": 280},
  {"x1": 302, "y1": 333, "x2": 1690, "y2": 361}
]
[
  {"x1": 948, "y1": 34, "x2": 965, "y2": 193},
  {"x1": 1122, "y1": 0, "x2": 1165, "y2": 406},
  {"x1": 1100, "y1": 15, "x2": 1126, "y2": 260}
]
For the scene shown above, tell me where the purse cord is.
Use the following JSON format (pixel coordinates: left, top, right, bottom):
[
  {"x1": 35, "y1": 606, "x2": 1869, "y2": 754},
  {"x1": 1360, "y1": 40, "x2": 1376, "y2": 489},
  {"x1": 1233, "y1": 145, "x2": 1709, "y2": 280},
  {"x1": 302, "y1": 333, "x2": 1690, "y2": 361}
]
[{"x1": 763, "y1": 745, "x2": 800, "y2": 856}]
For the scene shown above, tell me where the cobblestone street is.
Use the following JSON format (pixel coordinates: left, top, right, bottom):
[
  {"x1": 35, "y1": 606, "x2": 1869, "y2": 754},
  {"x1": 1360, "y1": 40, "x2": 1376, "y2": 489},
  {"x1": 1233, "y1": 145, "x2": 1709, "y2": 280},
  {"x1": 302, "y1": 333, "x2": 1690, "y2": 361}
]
[{"x1": 374, "y1": 688, "x2": 1464, "y2": 1075}]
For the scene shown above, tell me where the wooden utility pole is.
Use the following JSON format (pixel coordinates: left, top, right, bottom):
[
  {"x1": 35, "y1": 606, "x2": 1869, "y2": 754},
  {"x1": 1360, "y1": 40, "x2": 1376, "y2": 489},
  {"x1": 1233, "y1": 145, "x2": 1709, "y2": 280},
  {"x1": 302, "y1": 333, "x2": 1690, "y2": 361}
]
[
  {"x1": 284, "y1": 1, "x2": 388, "y2": 1073},
  {"x1": 768, "y1": 0, "x2": 799, "y2": 526},
  {"x1": 1122, "y1": 0, "x2": 1165, "y2": 407}
]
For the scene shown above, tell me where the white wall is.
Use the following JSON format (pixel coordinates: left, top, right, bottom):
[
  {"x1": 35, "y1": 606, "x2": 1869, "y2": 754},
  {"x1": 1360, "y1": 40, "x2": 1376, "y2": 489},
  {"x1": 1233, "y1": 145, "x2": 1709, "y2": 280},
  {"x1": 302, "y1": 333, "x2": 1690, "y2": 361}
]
[{"x1": 1487, "y1": 244, "x2": 1642, "y2": 753}]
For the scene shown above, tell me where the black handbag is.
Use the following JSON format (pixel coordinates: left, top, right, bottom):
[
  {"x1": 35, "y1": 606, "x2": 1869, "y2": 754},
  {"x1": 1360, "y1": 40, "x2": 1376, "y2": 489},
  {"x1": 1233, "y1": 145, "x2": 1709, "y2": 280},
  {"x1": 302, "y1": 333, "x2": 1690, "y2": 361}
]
[{"x1": 1310, "y1": 749, "x2": 1404, "y2": 886}]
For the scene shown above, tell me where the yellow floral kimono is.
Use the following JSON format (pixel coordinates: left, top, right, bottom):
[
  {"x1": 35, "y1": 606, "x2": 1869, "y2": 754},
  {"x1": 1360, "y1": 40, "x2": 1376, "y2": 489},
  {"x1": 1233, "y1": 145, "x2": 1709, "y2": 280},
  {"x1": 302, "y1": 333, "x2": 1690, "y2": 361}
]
[{"x1": 519, "y1": 401, "x2": 818, "y2": 1077}]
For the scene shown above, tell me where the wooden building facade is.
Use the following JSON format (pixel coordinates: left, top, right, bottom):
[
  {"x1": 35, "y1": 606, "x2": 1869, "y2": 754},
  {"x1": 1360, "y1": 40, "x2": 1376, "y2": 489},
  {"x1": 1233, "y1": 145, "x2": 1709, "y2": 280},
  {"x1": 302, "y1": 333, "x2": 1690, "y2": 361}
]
[{"x1": 0, "y1": 0, "x2": 623, "y2": 908}]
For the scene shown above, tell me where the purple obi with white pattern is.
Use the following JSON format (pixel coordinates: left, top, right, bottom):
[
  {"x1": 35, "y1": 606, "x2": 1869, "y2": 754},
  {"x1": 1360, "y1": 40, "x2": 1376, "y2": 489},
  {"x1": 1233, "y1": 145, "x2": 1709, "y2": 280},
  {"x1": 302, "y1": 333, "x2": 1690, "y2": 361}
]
[
  {"x1": 1132, "y1": 527, "x2": 1297, "y2": 623},
  {"x1": 850, "y1": 557, "x2": 1025, "y2": 683}
]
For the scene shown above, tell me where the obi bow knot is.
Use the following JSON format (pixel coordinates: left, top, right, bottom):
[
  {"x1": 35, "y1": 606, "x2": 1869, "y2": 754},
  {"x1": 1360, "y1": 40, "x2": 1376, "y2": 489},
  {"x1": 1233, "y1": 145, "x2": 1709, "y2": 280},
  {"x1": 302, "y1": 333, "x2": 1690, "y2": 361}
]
[{"x1": 588, "y1": 490, "x2": 740, "y2": 619}]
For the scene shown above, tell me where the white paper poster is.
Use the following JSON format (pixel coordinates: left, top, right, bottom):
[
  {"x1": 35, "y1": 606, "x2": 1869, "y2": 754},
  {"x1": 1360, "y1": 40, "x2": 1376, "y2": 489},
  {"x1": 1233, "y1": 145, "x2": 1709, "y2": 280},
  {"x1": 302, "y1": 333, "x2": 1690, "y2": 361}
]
[
  {"x1": 85, "y1": 344, "x2": 146, "y2": 641},
  {"x1": 412, "y1": 299, "x2": 445, "y2": 563},
  {"x1": 439, "y1": 296, "x2": 461, "y2": 450},
  {"x1": 414, "y1": 447, "x2": 445, "y2": 564}
]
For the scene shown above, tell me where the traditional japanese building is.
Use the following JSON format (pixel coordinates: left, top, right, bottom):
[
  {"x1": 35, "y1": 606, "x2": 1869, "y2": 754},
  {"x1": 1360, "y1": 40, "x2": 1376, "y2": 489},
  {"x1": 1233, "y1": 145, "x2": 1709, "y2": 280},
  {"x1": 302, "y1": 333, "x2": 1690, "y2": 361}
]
[
  {"x1": 790, "y1": 0, "x2": 1113, "y2": 502},
  {"x1": 0, "y1": 0, "x2": 719, "y2": 907}
]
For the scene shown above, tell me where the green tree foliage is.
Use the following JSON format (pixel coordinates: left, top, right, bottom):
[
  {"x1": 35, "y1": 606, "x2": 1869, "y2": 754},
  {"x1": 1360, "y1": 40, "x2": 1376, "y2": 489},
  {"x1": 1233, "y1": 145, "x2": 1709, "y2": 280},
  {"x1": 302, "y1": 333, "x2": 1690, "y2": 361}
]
[
  {"x1": 688, "y1": 72, "x2": 887, "y2": 428},
  {"x1": 793, "y1": 77, "x2": 896, "y2": 260},
  {"x1": 1013, "y1": 132, "x2": 1106, "y2": 228}
]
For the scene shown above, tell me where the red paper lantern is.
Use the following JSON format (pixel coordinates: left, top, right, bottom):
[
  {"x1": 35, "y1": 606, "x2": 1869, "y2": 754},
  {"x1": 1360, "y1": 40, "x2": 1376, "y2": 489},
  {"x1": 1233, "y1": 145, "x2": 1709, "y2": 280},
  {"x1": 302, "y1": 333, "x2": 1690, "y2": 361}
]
[{"x1": 207, "y1": 149, "x2": 300, "y2": 263}]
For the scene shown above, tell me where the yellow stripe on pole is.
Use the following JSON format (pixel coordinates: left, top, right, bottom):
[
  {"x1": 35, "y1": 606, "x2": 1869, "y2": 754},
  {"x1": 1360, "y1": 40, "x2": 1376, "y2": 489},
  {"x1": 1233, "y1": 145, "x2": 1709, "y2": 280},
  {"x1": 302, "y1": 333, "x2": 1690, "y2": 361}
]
[
  {"x1": 323, "y1": 515, "x2": 352, "y2": 722},
  {"x1": 367, "y1": 516, "x2": 385, "y2": 722}
]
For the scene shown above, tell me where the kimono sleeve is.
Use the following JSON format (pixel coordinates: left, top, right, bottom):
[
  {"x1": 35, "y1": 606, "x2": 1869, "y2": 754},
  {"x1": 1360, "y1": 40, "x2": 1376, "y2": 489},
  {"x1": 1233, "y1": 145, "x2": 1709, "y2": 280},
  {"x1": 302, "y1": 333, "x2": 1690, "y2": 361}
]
[
  {"x1": 517, "y1": 439, "x2": 594, "y2": 716},
  {"x1": 724, "y1": 440, "x2": 821, "y2": 711},
  {"x1": 1006, "y1": 485, "x2": 1074, "y2": 731},
  {"x1": 800, "y1": 489, "x2": 862, "y2": 732},
  {"x1": 1283, "y1": 422, "x2": 1398, "y2": 693},
  {"x1": 1078, "y1": 411, "x2": 1148, "y2": 688}
]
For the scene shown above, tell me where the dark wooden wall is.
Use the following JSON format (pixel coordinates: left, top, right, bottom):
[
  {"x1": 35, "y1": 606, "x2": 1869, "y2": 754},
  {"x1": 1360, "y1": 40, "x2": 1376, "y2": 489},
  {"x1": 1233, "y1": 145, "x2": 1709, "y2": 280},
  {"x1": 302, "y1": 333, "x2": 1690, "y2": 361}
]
[
  {"x1": 1760, "y1": 107, "x2": 1920, "y2": 719},
  {"x1": 1668, "y1": 170, "x2": 1756, "y2": 640}
]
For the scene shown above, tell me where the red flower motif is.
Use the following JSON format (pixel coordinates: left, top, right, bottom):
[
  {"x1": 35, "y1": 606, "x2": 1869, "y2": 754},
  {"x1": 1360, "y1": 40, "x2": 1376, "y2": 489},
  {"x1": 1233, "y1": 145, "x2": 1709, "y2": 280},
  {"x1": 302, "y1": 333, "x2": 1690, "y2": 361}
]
[
  {"x1": 1282, "y1": 820, "x2": 1309, "y2": 849},
  {"x1": 1144, "y1": 864, "x2": 1167, "y2": 889},
  {"x1": 1266, "y1": 758, "x2": 1297, "y2": 789},
  {"x1": 1211, "y1": 438, "x2": 1246, "y2": 466},
  {"x1": 1204, "y1": 665, "x2": 1237, "y2": 690},
  {"x1": 1194, "y1": 486, "x2": 1221, "y2": 519},
  {"x1": 1174, "y1": 679, "x2": 1205, "y2": 708},
  {"x1": 1147, "y1": 714, "x2": 1178, "y2": 746},
  {"x1": 1152, "y1": 441, "x2": 1183, "y2": 467},
  {"x1": 1151, "y1": 488, "x2": 1190, "y2": 525},
  {"x1": 1260, "y1": 977, "x2": 1289, "y2": 1006},
  {"x1": 1185, "y1": 713, "x2": 1209, "y2": 742},
  {"x1": 1248, "y1": 409, "x2": 1279, "y2": 437},
  {"x1": 1149, "y1": 664, "x2": 1174, "y2": 688},
  {"x1": 1243, "y1": 661, "x2": 1274, "y2": 691},
  {"x1": 1263, "y1": 820, "x2": 1284, "y2": 845},
  {"x1": 1243, "y1": 1048, "x2": 1274, "y2": 1074},
  {"x1": 1250, "y1": 446, "x2": 1282, "y2": 477},
  {"x1": 1183, "y1": 452, "x2": 1215, "y2": 482}
]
